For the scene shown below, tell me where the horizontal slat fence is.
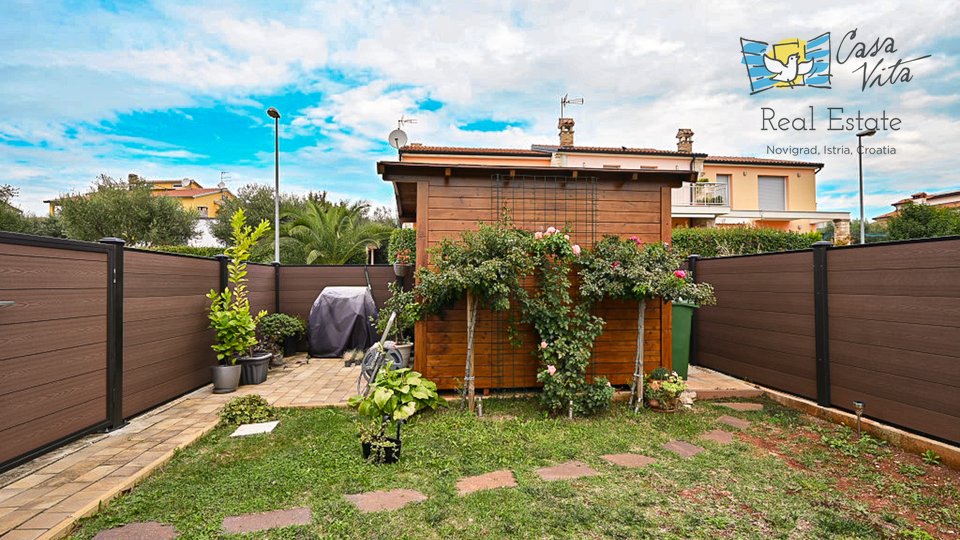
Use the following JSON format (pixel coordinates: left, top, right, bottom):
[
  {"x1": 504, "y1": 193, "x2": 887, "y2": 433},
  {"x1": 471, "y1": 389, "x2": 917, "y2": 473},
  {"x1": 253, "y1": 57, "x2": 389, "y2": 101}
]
[
  {"x1": 692, "y1": 237, "x2": 960, "y2": 444},
  {"x1": 279, "y1": 265, "x2": 395, "y2": 322}
]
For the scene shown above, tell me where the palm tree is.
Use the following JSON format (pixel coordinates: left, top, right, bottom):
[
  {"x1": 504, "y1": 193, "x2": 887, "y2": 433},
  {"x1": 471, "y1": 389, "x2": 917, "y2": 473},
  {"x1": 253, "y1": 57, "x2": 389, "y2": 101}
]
[{"x1": 281, "y1": 200, "x2": 392, "y2": 264}]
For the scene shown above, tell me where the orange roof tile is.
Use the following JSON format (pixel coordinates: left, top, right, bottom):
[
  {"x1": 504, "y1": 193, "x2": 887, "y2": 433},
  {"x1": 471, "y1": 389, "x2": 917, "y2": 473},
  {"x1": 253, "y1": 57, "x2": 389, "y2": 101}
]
[{"x1": 153, "y1": 188, "x2": 226, "y2": 198}]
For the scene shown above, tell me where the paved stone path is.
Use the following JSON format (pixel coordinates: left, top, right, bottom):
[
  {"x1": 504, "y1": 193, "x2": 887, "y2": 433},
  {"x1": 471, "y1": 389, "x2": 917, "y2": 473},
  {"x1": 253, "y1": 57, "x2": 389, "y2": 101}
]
[
  {"x1": 716, "y1": 402, "x2": 764, "y2": 412},
  {"x1": 345, "y1": 489, "x2": 427, "y2": 513},
  {"x1": 662, "y1": 440, "x2": 705, "y2": 457},
  {"x1": 701, "y1": 429, "x2": 735, "y2": 445},
  {"x1": 222, "y1": 507, "x2": 312, "y2": 534},
  {"x1": 535, "y1": 461, "x2": 599, "y2": 481},
  {"x1": 0, "y1": 357, "x2": 358, "y2": 540},
  {"x1": 601, "y1": 453, "x2": 657, "y2": 468},
  {"x1": 717, "y1": 415, "x2": 752, "y2": 430},
  {"x1": 91, "y1": 521, "x2": 177, "y2": 540},
  {"x1": 456, "y1": 470, "x2": 517, "y2": 496},
  {"x1": 687, "y1": 367, "x2": 763, "y2": 399}
]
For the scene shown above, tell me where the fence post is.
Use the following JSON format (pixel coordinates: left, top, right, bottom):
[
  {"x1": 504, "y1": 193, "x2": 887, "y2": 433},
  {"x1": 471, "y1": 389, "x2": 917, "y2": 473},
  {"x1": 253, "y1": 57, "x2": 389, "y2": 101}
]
[
  {"x1": 272, "y1": 262, "x2": 281, "y2": 313},
  {"x1": 215, "y1": 254, "x2": 229, "y2": 292},
  {"x1": 812, "y1": 241, "x2": 832, "y2": 407},
  {"x1": 99, "y1": 237, "x2": 125, "y2": 428},
  {"x1": 687, "y1": 254, "x2": 700, "y2": 366}
]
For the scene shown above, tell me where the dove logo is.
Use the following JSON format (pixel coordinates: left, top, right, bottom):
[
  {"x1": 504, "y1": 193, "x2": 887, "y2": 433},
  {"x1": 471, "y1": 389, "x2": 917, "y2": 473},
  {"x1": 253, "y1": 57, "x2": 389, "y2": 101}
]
[{"x1": 740, "y1": 33, "x2": 832, "y2": 94}]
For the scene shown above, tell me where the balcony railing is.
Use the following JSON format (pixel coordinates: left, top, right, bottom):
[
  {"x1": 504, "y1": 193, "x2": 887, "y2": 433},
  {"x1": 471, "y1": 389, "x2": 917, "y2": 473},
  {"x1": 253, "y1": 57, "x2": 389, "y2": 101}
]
[{"x1": 672, "y1": 182, "x2": 729, "y2": 207}]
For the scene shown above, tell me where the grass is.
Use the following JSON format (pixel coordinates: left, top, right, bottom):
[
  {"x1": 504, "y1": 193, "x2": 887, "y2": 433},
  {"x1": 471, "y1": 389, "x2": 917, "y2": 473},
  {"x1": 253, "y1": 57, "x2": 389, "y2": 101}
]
[{"x1": 72, "y1": 397, "x2": 958, "y2": 539}]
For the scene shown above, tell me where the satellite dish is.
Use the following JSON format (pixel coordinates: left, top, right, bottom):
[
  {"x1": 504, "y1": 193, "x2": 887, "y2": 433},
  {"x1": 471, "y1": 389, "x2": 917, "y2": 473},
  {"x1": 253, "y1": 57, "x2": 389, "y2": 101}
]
[{"x1": 388, "y1": 128, "x2": 408, "y2": 149}]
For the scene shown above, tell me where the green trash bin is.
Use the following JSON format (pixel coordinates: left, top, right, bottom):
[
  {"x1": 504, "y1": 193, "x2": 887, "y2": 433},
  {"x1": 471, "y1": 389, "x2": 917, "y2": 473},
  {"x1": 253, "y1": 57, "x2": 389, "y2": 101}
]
[{"x1": 671, "y1": 302, "x2": 698, "y2": 380}]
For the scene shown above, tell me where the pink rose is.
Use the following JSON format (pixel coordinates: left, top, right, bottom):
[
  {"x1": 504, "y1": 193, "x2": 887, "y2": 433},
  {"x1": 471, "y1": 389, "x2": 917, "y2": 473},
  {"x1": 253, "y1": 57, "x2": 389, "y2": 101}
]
[
  {"x1": 629, "y1": 235, "x2": 643, "y2": 246},
  {"x1": 540, "y1": 340, "x2": 548, "y2": 349},
  {"x1": 612, "y1": 261, "x2": 620, "y2": 269},
  {"x1": 547, "y1": 365, "x2": 557, "y2": 376},
  {"x1": 564, "y1": 234, "x2": 570, "y2": 240},
  {"x1": 572, "y1": 244, "x2": 581, "y2": 256},
  {"x1": 535, "y1": 231, "x2": 543, "y2": 239},
  {"x1": 674, "y1": 270, "x2": 687, "y2": 279},
  {"x1": 545, "y1": 226, "x2": 557, "y2": 235}
]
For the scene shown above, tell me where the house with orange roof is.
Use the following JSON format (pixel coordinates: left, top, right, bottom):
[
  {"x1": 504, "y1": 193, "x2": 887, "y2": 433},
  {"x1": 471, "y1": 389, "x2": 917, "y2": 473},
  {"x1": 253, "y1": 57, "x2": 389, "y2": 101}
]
[
  {"x1": 46, "y1": 174, "x2": 234, "y2": 219},
  {"x1": 874, "y1": 189, "x2": 960, "y2": 223}
]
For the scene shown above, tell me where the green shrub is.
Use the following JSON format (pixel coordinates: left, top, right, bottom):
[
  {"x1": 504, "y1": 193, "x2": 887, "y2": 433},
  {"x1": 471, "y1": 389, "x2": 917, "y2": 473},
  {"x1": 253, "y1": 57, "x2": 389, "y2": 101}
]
[
  {"x1": 671, "y1": 227, "x2": 821, "y2": 258},
  {"x1": 147, "y1": 245, "x2": 224, "y2": 258},
  {"x1": 574, "y1": 378, "x2": 615, "y2": 416},
  {"x1": 387, "y1": 227, "x2": 416, "y2": 264},
  {"x1": 258, "y1": 313, "x2": 306, "y2": 344},
  {"x1": 220, "y1": 394, "x2": 275, "y2": 424}
]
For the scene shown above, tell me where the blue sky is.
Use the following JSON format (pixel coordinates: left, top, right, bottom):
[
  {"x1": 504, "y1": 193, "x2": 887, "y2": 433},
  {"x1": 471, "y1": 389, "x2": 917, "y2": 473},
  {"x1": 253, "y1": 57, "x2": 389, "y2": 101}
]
[{"x1": 2, "y1": 1, "x2": 958, "y2": 224}]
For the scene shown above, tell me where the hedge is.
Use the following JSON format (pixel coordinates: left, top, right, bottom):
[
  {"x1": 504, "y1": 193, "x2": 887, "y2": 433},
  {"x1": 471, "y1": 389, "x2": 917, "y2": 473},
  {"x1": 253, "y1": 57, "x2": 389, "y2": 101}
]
[
  {"x1": 145, "y1": 245, "x2": 224, "y2": 258},
  {"x1": 387, "y1": 227, "x2": 416, "y2": 263},
  {"x1": 671, "y1": 227, "x2": 822, "y2": 258}
]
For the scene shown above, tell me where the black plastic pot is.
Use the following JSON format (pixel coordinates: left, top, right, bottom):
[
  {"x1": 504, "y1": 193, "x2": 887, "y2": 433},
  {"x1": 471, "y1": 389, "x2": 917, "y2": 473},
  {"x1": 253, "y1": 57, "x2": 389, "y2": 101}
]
[
  {"x1": 361, "y1": 437, "x2": 401, "y2": 464},
  {"x1": 283, "y1": 335, "x2": 298, "y2": 356},
  {"x1": 238, "y1": 351, "x2": 272, "y2": 385}
]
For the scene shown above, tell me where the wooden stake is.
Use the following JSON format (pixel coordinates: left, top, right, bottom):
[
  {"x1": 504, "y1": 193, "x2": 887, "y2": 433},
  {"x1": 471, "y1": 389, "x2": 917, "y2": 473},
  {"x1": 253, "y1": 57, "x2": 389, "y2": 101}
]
[
  {"x1": 631, "y1": 298, "x2": 646, "y2": 413},
  {"x1": 465, "y1": 291, "x2": 478, "y2": 413}
]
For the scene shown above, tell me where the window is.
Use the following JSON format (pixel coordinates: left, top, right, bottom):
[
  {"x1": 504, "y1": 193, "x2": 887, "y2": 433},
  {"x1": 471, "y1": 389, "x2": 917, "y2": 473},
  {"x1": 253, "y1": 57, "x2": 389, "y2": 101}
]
[
  {"x1": 758, "y1": 176, "x2": 786, "y2": 211},
  {"x1": 716, "y1": 174, "x2": 731, "y2": 185},
  {"x1": 197, "y1": 206, "x2": 208, "y2": 218}
]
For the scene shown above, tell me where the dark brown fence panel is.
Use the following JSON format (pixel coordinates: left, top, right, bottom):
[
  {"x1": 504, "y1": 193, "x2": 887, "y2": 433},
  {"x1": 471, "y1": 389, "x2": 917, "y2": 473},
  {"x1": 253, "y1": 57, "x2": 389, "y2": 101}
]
[
  {"x1": 278, "y1": 265, "x2": 395, "y2": 320},
  {"x1": 828, "y1": 239, "x2": 960, "y2": 443},
  {"x1": 246, "y1": 263, "x2": 276, "y2": 316},
  {"x1": 123, "y1": 250, "x2": 219, "y2": 418},
  {"x1": 0, "y1": 235, "x2": 110, "y2": 469},
  {"x1": 696, "y1": 251, "x2": 817, "y2": 399}
]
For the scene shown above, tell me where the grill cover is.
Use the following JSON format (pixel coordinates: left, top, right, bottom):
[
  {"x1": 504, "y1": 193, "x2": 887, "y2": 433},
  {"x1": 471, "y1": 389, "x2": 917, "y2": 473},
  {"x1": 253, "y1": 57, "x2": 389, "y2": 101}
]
[{"x1": 307, "y1": 286, "x2": 378, "y2": 358}]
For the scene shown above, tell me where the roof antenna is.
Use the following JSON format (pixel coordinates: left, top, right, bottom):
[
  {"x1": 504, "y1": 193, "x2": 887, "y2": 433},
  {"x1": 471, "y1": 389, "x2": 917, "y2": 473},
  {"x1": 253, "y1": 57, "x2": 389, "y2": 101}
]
[
  {"x1": 218, "y1": 171, "x2": 230, "y2": 189},
  {"x1": 388, "y1": 115, "x2": 418, "y2": 153},
  {"x1": 560, "y1": 94, "x2": 584, "y2": 118}
]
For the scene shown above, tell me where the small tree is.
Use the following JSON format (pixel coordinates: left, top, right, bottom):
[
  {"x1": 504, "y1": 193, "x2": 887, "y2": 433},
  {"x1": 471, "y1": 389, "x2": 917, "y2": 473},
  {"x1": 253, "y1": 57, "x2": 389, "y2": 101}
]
[
  {"x1": 580, "y1": 236, "x2": 715, "y2": 411},
  {"x1": 281, "y1": 200, "x2": 393, "y2": 264},
  {"x1": 886, "y1": 203, "x2": 960, "y2": 240},
  {"x1": 414, "y1": 220, "x2": 533, "y2": 412},
  {"x1": 207, "y1": 209, "x2": 271, "y2": 365}
]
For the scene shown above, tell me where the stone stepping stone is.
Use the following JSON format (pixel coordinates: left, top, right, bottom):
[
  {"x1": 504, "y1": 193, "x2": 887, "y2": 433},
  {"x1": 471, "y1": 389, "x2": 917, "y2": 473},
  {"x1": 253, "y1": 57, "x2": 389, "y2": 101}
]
[
  {"x1": 345, "y1": 489, "x2": 426, "y2": 513},
  {"x1": 717, "y1": 415, "x2": 752, "y2": 430},
  {"x1": 456, "y1": 469, "x2": 517, "y2": 495},
  {"x1": 701, "y1": 429, "x2": 735, "y2": 445},
  {"x1": 716, "y1": 402, "x2": 763, "y2": 412},
  {"x1": 93, "y1": 522, "x2": 178, "y2": 540},
  {"x1": 662, "y1": 440, "x2": 704, "y2": 458},
  {"x1": 601, "y1": 453, "x2": 657, "y2": 468},
  {"x1": 230, "y1": 420, "x2": 279, "y2": 437},
  {"x1": 535, "y1": 460, "x2": 599, "y2": 481},
  {"x1": 222, "y1": 507, "x2": 311, "y2": 534}
]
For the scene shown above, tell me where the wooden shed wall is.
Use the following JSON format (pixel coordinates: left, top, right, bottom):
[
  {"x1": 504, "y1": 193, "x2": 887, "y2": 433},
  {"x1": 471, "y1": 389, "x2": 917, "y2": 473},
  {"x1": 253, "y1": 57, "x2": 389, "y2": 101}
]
[{"x1": 414, "y1": 175, "x2": 673, "y2": 390}]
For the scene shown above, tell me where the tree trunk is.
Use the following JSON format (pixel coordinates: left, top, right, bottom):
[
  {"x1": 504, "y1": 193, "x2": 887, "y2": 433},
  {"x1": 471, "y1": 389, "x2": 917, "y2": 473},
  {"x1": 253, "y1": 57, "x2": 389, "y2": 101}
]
[
  {"x1": 631, "y1": 298, "x2": 647, "y2": 413},
  {"x1": 465, "y1": 291, "x2": 478, "y2": 413}
]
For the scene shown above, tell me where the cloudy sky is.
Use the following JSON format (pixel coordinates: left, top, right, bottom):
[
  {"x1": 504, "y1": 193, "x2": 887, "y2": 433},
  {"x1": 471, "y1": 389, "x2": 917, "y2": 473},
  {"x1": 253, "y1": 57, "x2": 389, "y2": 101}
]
[{"x1": 1, "y1": 1, "x2": 957, "y2": 222}]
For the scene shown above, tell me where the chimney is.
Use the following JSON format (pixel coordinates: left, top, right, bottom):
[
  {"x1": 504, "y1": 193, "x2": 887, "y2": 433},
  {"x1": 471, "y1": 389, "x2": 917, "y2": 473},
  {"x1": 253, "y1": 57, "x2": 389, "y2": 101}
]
[
  {"x1": 676, "y1": 128, "x2": 694, "y2": 153},
  {"x1": 558, "y1": 117, "x2": 575, "y2": 147}
]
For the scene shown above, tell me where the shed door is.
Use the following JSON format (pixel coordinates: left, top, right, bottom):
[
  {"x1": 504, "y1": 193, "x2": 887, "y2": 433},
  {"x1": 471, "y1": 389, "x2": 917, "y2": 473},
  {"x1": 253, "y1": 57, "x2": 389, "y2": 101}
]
[{"x1": 758, "y1": 176, "x2": 786, "y2": 211}]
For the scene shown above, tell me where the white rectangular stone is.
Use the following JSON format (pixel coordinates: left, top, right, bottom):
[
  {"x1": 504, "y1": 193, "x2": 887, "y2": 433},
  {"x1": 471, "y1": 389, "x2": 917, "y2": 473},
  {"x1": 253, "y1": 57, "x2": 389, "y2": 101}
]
[{"x1": 230, "y1": 421, "x2": 279, "y2": 437}]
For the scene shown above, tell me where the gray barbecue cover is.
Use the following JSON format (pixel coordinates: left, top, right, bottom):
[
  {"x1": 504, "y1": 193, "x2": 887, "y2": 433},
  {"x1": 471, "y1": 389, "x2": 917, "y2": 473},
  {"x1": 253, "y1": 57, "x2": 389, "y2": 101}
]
[{"x1": 308, "y1": 286, "x2": 379, "y2": 358}]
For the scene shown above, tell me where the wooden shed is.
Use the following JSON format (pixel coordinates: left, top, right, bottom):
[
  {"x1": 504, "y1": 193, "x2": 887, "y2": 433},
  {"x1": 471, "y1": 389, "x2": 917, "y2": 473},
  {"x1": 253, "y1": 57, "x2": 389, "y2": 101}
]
[{"x1": 378, "y1": 160, "x2": 695, "y2": 390}]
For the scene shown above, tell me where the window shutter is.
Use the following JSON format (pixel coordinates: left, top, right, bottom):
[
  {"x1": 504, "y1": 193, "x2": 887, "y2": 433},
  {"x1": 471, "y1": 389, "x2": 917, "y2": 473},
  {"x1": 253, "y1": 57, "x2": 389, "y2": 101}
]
[{"x1": 758, "y1": 177, "x2": 786, "y2": 211}]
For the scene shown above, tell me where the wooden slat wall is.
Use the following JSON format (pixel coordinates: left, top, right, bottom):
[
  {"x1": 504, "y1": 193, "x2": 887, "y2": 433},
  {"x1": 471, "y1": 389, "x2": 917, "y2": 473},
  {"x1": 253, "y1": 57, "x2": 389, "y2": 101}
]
[
  {"x1": 828, "y1": 240, "x2": 960, "y2": 443},
  {"x1": 695, "y1": 251, "x2": 817, "y2": 399},
  {"x1": 279, "y1": 265, "x2": 395, "y2": 321},
  {"x1": 123, "y1": 251, "x2": 219, "y2": 418},
  {"x1": 416, "y1": 175, "x2": 671, "y2": 390},
  {"x1": 246, "y1": 263, "x2": 275, "y2": 316},
  {"x1": 0, "y1": 240, "x2": 109, "y2": 466}
]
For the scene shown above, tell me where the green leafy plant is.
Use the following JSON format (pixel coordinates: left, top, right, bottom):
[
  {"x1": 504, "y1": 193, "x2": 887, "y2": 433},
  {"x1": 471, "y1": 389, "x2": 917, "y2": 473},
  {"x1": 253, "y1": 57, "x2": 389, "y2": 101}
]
[
  {"x1": 388, "y1": 227, "x2": 416, "y2": 264},
  {"x1": 574, "y1": 378, "x2": 616, "y2": 416},
  {"x1": 371, "y1": 281, "x2": 421, "y2": 344},
  {"x1": 887, "y1": 202, "x2": 960, "y2": 240},
  {"x1": 258, "y1": 313, "x2": 306, "y2": 345},
  {"x1": 644, "y1": 370, "x2": 687, "y2": 410},
  {"x1": 580, "y1": 236, "x2": 715, "y2": 410},
  {"x1": 414, "y1": 219, "x2": 533, "y2": 411},
  {"x1": 207, "y1": 208, "x2": 271, "y2": 365},
  {"x1": 921, "y1": 449, "x2": 941, "y2": 466},
  {"x1": 671, "y1": 226, "x2": 821, "y2": 257},
  {"x1": 147, "y1": 245, "x2": 224, "y2": 258},
  {"x1": 220, "y1": 394, "x2": 275, "y2": 424}
]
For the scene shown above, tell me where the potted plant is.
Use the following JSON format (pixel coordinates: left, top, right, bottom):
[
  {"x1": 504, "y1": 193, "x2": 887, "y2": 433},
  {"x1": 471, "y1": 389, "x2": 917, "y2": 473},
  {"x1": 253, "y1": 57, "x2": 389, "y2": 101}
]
[
  {"x1": 347, "y1": 366, "x2": 443, "y2": 464},
  {"x1": 371, "y1": 281, "x2": 420, "y2": 366},
  {"x1": 258, "y1": 313, "x2": 306, "y2": 357},
  {"x1": 388, "y1": 227, "x2": 416, "y2": 277},
  {"x1": 207, "y1": 209, "x2": 272, "y2": 392},
  {"x1": 644, "y1": 367, "x2": 686, "y2": 411}
]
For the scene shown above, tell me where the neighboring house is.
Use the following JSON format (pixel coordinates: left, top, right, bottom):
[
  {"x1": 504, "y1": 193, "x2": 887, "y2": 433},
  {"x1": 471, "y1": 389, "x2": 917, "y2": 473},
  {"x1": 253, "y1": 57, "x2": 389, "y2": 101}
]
[
  {"x1": 874, "y1": 189, "x2": 960, "y2": 223},
  {"x1": 396, "y1": 118, "x2": 849, "y2": 238}
]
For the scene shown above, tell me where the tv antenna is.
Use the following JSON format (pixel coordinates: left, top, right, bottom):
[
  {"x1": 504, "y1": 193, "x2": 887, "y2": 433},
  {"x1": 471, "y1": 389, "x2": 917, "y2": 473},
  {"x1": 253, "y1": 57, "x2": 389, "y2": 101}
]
[
  {"x1": 560, "y1": 94, "x2": 584, "y2": 118},
  {"x1": 218, "y1": 171, "x2": 231, "y2": 189},
  {"x1": 388, "y1": 115, "x2": 417, "y2": 150}
]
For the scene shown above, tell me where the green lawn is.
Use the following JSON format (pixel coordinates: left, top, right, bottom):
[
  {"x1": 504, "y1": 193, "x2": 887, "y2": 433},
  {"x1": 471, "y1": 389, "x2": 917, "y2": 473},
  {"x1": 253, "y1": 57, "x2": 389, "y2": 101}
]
[{"x1": 72, "y1": 397, "x2": 958, "y2": 539}]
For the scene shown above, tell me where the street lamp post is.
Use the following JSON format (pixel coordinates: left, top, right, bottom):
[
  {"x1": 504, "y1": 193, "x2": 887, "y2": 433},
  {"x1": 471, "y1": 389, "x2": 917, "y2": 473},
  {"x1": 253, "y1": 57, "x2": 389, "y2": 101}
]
[
  {"x1": 267, "y1": 107, "x2": 281, "y2": 263},
  {"x1": 856, "y1": 128, "x2": 877, "y2": 245}
]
